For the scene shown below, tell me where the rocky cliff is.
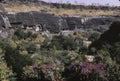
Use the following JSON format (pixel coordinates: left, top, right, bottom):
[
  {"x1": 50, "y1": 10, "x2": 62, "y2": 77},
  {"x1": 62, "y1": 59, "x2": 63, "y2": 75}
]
[{"x1": 0, "y1": 11, "x2": 120, "y2": 34}]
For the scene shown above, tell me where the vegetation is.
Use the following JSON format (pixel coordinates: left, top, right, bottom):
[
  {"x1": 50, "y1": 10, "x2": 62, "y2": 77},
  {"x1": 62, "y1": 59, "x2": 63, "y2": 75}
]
[
  {"x1": 0, "y1": 48, "x2": 16, "y2": 81},
  {"x1": 41, "y1": 35, "x2": 80, "y2": 50},
  {"x1": 0, "y1": 21, "x2": 120, "y2": 81},
  {"x1": 0, "y1": 0, "x2": 119, "y2": 16},
  {"x1": 90, "y1": 20, "x2": 120, "y2": 64}
]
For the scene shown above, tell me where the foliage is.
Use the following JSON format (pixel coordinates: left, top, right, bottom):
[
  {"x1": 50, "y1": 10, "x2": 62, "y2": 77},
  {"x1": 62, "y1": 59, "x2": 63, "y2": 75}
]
[
  {"x1": 14, "y1": 28, "x2": 38, "y2": 40},
  {"x1": 88, "y1": 32, "x2": 100, "y2": 42},
  {"x1": 0, "y1": 22, "x2": 119, "y2": 81},
  {"x1": 90, "y1": 21, "x2": 120, "y2": 64},
  {"x1": 17, "y1": 41, "x2": 37, "y2": 54},
  {"x1": 0, "y1": 48, "x2": 16, "y2": 81},
  {"x1": 41, "y1": 35, "x2": 79, "y2": 50},
  {"x1": 23, "y1": 63, "x2": 65, "y2": 81},
  {"x1": 63, "y1": 62, "x2": 120, "y2": 81},
  {"x1": 0, "y1": 29, "x2": 39, "y2": 80}
]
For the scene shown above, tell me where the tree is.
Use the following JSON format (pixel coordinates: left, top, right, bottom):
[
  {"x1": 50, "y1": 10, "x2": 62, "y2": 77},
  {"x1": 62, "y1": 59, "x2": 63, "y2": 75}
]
[{"x1": 89, "y1": 21, "x2": 120, "y2": 64}]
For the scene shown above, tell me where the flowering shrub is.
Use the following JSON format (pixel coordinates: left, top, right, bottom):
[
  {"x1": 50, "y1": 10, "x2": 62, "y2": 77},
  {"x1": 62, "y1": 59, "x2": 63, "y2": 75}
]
[
  {"x1": 63, "y1": 62, "x2": 108, "y2": 81},
  {"x1": 42, "y1": 63, "x2": 64, "y2": 81},
  {"x1": 23, "y1": 62, "x2": 65, "y2": 81}
]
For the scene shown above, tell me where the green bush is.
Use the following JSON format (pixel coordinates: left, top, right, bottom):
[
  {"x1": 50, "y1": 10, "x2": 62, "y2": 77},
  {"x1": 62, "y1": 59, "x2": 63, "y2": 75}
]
[
  {"x1": 41, "y1": 35, "x2": 79, "y2": 50},
  {"x1": 17, "y1": 42, "x2": 37, "y2": 54},
  {"x1": 88, "y1": 32, "x2": 100, "y2": 42},
  {"x1": 14, "y1": 28, "x2": 34, "y2": 40},
  {"x1": 0, "y1": 48, "x2": 16, "y2": 81}
]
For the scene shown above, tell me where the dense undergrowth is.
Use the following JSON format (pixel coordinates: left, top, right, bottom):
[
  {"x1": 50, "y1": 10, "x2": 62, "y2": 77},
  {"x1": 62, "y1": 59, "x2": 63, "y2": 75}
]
[{"x1": 0, "y1": 21, "x2": 120, "y2": 81}]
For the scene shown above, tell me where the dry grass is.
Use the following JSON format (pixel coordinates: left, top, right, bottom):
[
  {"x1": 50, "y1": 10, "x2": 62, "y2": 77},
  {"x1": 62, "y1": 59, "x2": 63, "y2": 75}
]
[
  {"x1": 49, "y1": 9, "x2": 119, "y2": 16},
  {"x1": 0, "y1": 3, "x2": 120, "y2": 16},
  {"x1": 1, "y1": 3, "x2": 51, "y2": 12}
]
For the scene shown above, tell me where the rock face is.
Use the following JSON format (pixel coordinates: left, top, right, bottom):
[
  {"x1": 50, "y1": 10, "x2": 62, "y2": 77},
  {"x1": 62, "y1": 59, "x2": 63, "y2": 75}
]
[
  {"x1": 65, "y1": 16, "x2": 117, "y2": 31},
  {"x1": 0, "y1": 11, "x2": 119, "y2": 33},
  {"x1": 0, "y1": 11, "x2": 68, "y2": 33}
]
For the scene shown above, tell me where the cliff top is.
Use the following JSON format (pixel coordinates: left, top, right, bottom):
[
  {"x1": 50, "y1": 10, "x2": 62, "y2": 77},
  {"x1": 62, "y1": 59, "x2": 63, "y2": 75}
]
[{"x1": 0, "y1": 1, "x2": 120, "y2": 16}]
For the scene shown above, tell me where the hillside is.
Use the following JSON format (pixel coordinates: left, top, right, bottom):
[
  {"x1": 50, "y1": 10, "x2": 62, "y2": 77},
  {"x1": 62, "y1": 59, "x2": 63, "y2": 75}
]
[
  {"x1": 0, "y1": 1, "x2": 120, "y2": 81},
  {"x1": 0, "y1": 1, "x2": 120, "y2": 16}
]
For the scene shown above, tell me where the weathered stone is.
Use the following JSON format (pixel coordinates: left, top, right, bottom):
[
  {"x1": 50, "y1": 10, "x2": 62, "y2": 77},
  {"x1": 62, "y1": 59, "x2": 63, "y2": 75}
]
[{"x1": 0, "y1": 11, "x2": 119, "y2": 33}]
